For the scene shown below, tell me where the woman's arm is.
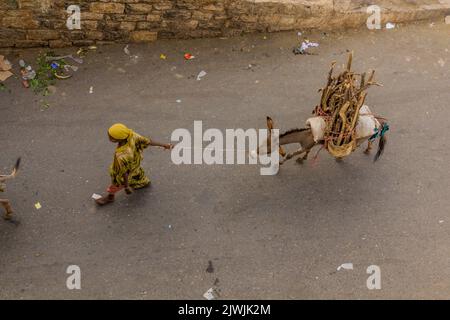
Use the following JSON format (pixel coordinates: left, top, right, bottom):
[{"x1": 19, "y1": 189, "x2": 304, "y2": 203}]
[{"x1": 149, "y1": 140, "x2": 173, "y2": 150}]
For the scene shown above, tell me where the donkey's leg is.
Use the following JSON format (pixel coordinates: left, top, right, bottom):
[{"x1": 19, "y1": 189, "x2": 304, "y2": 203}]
[
  {"x1": 0, "y1": 199, "x2": 13, "y2": 220},
  {"x1": 280, "y1": 148, "x2": 306, "y2": 165},
  {"x1": 285, "y1": 148, "x2": 307, "y2": 161},
  {"x1": 364, "y1": 140, "x2": 373, "y2": 155},
  {"x1": 296, "y1": 149, "x2": 311, "y2": 164}
]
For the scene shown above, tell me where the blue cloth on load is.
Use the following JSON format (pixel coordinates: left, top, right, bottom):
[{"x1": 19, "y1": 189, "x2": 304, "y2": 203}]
[{"x1": 369, "y1": 123, "x2": 390, "y2": 142}]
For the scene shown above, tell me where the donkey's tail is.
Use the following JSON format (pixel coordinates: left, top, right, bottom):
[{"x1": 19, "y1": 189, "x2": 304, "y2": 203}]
[
  {"x1": 0, "y1": 158, "x2": 21, "y2": 182},
  {"x1": 12, "y1": 157, "x2": 21, "y2": 176},
  {"x1": 374, "y1": 124, "x2": 388, "y2": 162}
]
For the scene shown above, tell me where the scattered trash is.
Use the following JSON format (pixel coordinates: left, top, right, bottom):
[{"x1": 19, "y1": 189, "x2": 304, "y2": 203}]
[
  {"x1": 203, "y1": 288, "x2": 218, "y2": 300},
  {"x1": 40, "y1": 100, "x2": 50, "y2": 110},
  {"x1": 174, "y1": 73, "x2": 184, "y2": 79},
  {"x1": 206, "y1": 260, "x2": 214, "y2": 273},
  {"x1": 91, "y1": 193, "x2": 102, "y2": 200},
  {"x1": 245, "y1": 64, "x2": 255, "y2": 71},
  {"x1": 19, "y1": 59, "x2": 36, "y2": 88},
  {"x1": 18, "y1": 52, "x2": 76, "y2": 94},
  {"x1": 64, "y1": 64, "x2": 79, "y2": 72},
  {"x1": 196, "y1": 70, "x2": 207, "y2": 81},
  {"x1": 117, "y1": 67, "x2": 126, "y2": 74},
  {"x1": 184, "y1": 53, "x2": 195, "y2": 60},
  {"x1": 124, "y1": 45, "x2": 131, "y2": 56},
  {"x1": 46, "y1": 54, "x2": 83, "y2": 64},
  {"x1": 337, "y1": 263, "x2": 353, "y2": 271},
  {"x1": 0, "y1": 55, "x2": 13, "y2": 82},
  {"x1": 160, "y1": 54, "x2": 167, "y2": 60},
  {"x1": 34, "y1": 202, "x2": 42, "y2": 210},
  {"x1": 122, "y1": 45, "x2": 139, "y2": 62},
  {"x1": 385, "y1": 22, "x2": 396, "y2": 29},
  {"x1": 293, "y1": 40, "x2": 319, "y2": 55},
  {"x1": 176, "y1": 99, "x2": 181, "y2": 103},
  {"x1": 88, "y1": 45, "x2": 97, "y2": 50},
  {"x1": 297, "y1": 31, "x2": 302, "y2": 37},
  {"x1": 439, "y1": 220, "x2": 444, "y2": 224},
  {"x1": 438, "y1": 58, "x2": 445, "y2": 67},
  {"x1": 89, "y1": 86, "x2": 94, "y2": 94},
  {"x1": 429, "y1": 22, "x2": 435, "y2": 28}
]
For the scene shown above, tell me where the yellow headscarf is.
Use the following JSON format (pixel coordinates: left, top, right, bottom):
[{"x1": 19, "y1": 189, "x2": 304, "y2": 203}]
[{"x1": 108, "y1": 123, "x2": 132, "y2": 140}]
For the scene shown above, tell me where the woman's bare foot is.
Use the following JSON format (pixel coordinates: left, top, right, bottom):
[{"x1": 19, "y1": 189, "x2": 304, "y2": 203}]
[{"x1": 95, "y1": 194, "x2": 115, "y2": 206}]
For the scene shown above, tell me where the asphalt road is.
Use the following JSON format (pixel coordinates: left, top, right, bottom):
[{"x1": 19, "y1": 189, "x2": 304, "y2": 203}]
[{"x1": 1, "y1": 21, "x2": 449, "y2": 299}]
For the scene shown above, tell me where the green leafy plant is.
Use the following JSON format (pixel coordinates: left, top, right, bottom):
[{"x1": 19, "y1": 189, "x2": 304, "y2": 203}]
[
  {"x1": 29, "y1": 52, "x2": 55, "y2": 95},
  {"x1": 29, "y1": 52, "x2": 70, "y2": 96}
]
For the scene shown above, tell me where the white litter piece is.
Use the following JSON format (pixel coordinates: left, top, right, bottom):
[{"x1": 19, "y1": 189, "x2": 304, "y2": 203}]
[
  {"x1": 124, "y1": 45, "x2": 138, "y2": 61},
  {"x1": 438, "y1": 58, "x2": 445, "y2": 67},
  {"x1": 337, "y1": 263, "x2": 353, "y2": 271},
  {"x1": 297, "y1": 31, "x2": 302, "y2": 37},
  {"x1": 203, "y1": 288, "x2": 218, "y2": 300},
  {"x1": 92, "y1": 193, "x2": 102, "y2": 200},
  {"x1": 34, "y1": 202, "x2": 42, "y2": 210},
  {"x1": 385, "y1": 22, "x2": 395, "y2": 29},
  {"x1": 294, "y1": 41, "x2": 319, "y2": 54},
  {"x1": 439, "y1": 220, "x2": 444, "y2": 224},
  {"x1": 176, "y1": 99, "x2": 182, "y2": 103},
  {"x1": 197, "y1": 70, "x2": 207, "y2": 81},
  {"x1": 124, "y1": 45, "x2": 130, "y2": 55},
  {"x1": 89, "y1": 86, "x2": 93, "y2": 94}
]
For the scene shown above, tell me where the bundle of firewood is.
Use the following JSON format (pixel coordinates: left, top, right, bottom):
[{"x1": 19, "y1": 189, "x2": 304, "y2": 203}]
[{"x1": 313, "y1": 52, "x2": 381, "y2": 158}]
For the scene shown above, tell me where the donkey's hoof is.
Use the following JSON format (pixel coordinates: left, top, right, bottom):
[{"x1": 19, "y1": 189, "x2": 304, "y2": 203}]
[
  {"x1": 335, "y1": 157, "x2": 344, "y2": 162},
  {"x1": 295, "y1": 158, "x2": 304, "y2": 164},
  {"x1": 364, "y1": 149, "x2": 371, "y2": 155}
]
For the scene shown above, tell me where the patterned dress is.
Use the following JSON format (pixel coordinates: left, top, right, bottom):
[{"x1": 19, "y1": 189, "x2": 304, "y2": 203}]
[{"x1": 109, "y1": 132, "x2": 151, "y2": 188}]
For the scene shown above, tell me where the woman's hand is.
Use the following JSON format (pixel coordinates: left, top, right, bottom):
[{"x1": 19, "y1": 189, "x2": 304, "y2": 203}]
[{"x1": 164, "y1": 143, "x2": 174, "y2": 150}]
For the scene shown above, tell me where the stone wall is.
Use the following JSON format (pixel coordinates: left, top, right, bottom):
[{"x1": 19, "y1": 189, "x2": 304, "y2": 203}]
[{"x1": 1, "y1": 0, "x2": 449, "y2": 48}]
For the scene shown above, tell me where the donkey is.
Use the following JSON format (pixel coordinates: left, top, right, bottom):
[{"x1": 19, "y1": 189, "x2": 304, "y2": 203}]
[
  {"x1": 253, "y1": 116, "x2": 387, "y2": 165},
  {"x1": 0, "y1": 158, "x2": 21, "y2": 221}
]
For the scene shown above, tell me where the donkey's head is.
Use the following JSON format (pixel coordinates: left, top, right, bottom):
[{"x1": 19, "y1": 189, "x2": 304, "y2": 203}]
[{"x1": 250, "y1": 117, "x2": 286, "y2": 158}]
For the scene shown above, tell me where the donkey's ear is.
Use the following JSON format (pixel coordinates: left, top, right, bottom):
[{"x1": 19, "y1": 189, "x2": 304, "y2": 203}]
[{"x1": 266, "y1": 116, "x2": 274, "y2": 130}]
